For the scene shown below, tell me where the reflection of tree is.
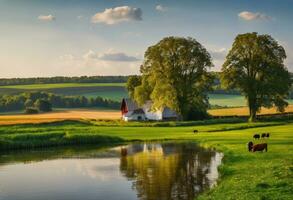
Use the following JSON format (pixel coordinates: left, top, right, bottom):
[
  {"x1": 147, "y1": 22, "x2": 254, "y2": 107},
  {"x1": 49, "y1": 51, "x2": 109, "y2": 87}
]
[{"x1": 120, "y1": 143, "x2": 219, "y2": 200}]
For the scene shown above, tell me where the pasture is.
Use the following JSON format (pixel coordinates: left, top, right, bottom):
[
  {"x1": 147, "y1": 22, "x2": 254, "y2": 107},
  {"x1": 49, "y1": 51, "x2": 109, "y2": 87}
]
[{"x1": 0, "y1": 120, "x2": 292, "y2": 199}]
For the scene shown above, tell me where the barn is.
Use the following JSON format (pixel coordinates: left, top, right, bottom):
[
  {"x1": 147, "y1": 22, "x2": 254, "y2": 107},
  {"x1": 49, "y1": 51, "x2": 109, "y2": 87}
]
[{"x1": 120, "y1": 98, "x2": 179, "y2": 121}]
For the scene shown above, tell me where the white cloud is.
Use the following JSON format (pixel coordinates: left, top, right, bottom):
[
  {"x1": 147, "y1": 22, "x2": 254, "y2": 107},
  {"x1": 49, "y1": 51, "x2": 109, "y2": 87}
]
[
  {"x1": 38, "y1": 14, "x2": 55, "y2": 21},
  {"x1": 82, "y1": 50, "x2": 139, "y2": 62},
  {"x1": 98, "y1": 52, "x2": 139, "y2": 62},
  {"x1": 155, "y1": 5, "x2": 167, "y2": 12},
  {"x1": 57, "y1": 50, "x2": 141, "y2": 76},
  {"x1": 91, "y1": 6, "x2": 142, "y2": 25},
  {"x1": 238, "y1": 11, "x2": 271, "y2": 21},
  {"x1": 83, "y1": 50, "x2": 99, "y2": 60}
]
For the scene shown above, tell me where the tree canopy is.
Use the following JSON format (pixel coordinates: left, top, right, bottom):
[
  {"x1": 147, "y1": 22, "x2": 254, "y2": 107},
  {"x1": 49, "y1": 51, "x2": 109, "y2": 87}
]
[
  {"x1": 221, "y1": 32, "x2": 291, "y2": 121},
  {"x1": 126, "y1": 75, "x2": 142, "y2": 99},
  {"x1": 34, "y1": 99, "x2": 52, "y2": 112},
  {"x1": 132, "y1": 36, "x2": 213, "y2": 120}
]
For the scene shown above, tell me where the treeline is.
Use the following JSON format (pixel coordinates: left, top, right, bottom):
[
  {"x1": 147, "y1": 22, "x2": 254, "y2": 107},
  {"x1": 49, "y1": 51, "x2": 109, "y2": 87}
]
[
  {"x1": 0, "y1": 92, "x2": 120, "y2": 112},
  {"x1": 0, "y1": 76, "x2": 129, "y2": 86}
]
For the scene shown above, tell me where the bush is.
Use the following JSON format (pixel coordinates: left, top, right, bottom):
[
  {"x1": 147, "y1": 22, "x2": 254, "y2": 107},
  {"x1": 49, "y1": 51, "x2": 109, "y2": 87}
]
[
  {"x1": 25, "y1": 107, "x2": 39, "y2": 114},
  {"x1": 34, "y1": 99, "x2": 52, "y2": 112}
]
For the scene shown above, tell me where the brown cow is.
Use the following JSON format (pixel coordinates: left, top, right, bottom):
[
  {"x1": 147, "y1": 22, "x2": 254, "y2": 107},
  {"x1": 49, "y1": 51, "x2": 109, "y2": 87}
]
[{"x1": 248, "y1": 141, "x2": 268, "y2": 152}]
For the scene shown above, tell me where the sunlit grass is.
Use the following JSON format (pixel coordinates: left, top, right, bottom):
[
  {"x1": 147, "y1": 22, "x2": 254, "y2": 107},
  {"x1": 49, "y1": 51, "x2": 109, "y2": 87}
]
[{"x1": 0, "y1": 120, "x2": 292, "y2": 199}]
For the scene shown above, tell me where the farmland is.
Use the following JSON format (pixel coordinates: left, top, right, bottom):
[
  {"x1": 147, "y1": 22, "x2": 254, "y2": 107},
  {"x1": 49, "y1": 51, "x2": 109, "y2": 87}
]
[
  {"x1": 1, "y1": 105, "x2": 293, "y2": 125},
  {"x1": 0, "y1": 83, "x2": 127, "y2": 101},
  {"x1": 1, "y1": 82, "x2": 293, "y2": 107}
]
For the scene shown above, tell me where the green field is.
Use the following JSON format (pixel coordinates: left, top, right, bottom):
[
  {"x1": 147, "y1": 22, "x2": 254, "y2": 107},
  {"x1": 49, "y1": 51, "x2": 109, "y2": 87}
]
[
  {"x1": 1, "y1": 83, "x2": 293, "y2": 107},
  {"x1": 0, "y1": 83, "x2": 128, "y2": 101},
  {"x1": 0, "y1": 83, "x2": 126, "y2": 89},
  {"x1": 0, "y1": 120, "x2": 292, "y2": 199}
]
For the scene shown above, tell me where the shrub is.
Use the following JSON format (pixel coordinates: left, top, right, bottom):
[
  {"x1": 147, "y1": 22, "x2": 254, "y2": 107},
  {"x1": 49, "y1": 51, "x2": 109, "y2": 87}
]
[
  {"x1": 25, "y1": 107, "x2": 39, "y2": 114},
  {"x1": 34, "y1": 99, "x2": 52, "y2": 112}
]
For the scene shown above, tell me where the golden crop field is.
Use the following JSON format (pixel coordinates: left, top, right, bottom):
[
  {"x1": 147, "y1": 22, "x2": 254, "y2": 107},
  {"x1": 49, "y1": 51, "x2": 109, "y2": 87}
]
[
  {"x1": 1, "y1": 105, "x2": 293, "y2": 125},
  {"x1": 0, "y1": 109, "x2": 121, "y2": 125},
  {"x1": 208, "y1": 104, "x2": 293, "y2": 116}
]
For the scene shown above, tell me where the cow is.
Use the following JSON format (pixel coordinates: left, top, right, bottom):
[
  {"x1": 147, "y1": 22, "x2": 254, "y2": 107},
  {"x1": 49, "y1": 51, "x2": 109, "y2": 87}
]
[
  {"x1": 261, "y1": 133, "x2": 267, "y2": 138},
  {"x1": 253, "y1": 134, "x2": 260, "y2": 139},
  {"x1": 248, "y1": 141, "x2": 253, "y2": 152},
  {"x1": 266, "y1": 133, "x2": 270, "y2": 138},
  {"x1": 248, "y1": 141, "x2": 268, "y2": 152},
  {"x1": 193, "y1": 130, "x2": 198, "y2": 134}
]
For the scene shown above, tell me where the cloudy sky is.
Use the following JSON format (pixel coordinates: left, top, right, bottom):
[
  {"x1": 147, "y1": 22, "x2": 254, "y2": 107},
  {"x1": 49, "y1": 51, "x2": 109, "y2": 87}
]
[{"x1": 0, "y1": 0, "x2": 293, "y2": 78}]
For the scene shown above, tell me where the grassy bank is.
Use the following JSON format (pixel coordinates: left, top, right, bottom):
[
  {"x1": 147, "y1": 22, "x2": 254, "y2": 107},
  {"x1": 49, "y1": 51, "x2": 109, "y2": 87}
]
[{"x1": 0, "y1": 120, "x2": 292, "y2": 199}]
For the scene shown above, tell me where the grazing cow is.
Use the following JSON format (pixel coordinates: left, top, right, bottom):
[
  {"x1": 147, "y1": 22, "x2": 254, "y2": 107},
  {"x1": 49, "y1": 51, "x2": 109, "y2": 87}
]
[
  {"x1": 253, "y1": 134, "x2": 260, "y2": 139},
  {"x1": 261, "y1": 133, "x2": 267, "y2": 138},
  {"x1": 248, "y1": 141, "x2": 268, "y2": 152},
  {"x1": 193, "y1": 130, "x2": 198, "y2": 134},
  {"x1": 248, "y1": 141, "x2": 253, "y2": 152},
  {"x1": 266, "y1": 133, "x2": 270, "y2": 138}
]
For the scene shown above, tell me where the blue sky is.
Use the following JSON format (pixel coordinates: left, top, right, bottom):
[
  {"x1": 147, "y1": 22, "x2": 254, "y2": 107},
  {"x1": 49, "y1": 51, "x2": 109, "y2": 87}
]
[{"x1": 0, "y1": 0, "x2": 292, "y2": 77}]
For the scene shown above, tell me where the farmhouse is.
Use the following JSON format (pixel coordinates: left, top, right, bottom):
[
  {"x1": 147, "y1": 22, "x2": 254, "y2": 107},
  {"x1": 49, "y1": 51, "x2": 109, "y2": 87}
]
[{"x1": 120, "y1": 98, "x2": 179, "y2": 121}]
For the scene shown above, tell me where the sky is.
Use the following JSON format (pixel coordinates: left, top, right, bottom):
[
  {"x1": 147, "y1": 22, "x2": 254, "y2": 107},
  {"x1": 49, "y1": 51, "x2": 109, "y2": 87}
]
[{"x1": 0, "y1": 0, "x2": 293, "y2": 78}]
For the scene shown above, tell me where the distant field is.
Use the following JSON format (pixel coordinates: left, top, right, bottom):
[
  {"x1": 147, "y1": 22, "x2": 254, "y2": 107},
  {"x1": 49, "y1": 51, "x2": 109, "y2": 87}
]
[
  {"x1": 208, "y1": 94, "x2": 246, "y2": 107},
  {"x1": 0, "y1": 109, "x2": 121, "y2": 125},
  {"x1": 0, "y1": 83, "x2": 126, "y2": 89},
  {"x1": 0, "y1": 83, "x2": 128, "y2": 100},
  {"x1": 1, "y1": 83, "x2": 293, "y2": 107},
  {"x1": 209, "y1": 104, "x2": 293, "y2": 116},
  {"x1": 1, "y1": 105, "x2": 293, "y2": 125}
]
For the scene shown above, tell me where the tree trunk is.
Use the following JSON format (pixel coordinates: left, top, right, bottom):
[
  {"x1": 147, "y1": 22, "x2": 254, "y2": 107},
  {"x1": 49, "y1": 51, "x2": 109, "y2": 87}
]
[
  {"x1": 248, "y1": 96, "x2": 257, "y2": 122},
  {"x1": 249, "y1": 108, "x2": 257, "y2": 122}
]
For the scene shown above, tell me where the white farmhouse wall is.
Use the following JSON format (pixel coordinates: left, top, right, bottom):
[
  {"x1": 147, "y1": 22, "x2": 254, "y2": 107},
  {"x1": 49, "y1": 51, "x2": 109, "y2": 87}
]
[
  {"x1": 142, "y1": 103, "x2": 163, "y2": 120},
  {"x1": 122, "y1": 111, "x2": 146, "y2": 121}
]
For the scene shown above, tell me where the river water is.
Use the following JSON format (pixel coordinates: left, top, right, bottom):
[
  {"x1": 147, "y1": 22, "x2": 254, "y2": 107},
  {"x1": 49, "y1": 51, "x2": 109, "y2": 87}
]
[{"x1": 0, "y1": 142, "x2": 223, "y2": 200}]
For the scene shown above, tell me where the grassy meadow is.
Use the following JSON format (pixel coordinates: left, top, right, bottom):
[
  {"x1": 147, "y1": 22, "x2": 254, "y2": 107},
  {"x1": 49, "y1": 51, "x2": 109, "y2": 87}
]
[{"x1": 0, "y1": 120, "x2": 292, "y2": 199}]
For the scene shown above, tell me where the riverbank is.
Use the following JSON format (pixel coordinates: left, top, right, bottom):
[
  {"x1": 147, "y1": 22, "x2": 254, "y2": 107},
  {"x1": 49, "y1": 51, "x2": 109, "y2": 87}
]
[{"x1": 0, "y1": 120, "x2": 292, "y2": 199}]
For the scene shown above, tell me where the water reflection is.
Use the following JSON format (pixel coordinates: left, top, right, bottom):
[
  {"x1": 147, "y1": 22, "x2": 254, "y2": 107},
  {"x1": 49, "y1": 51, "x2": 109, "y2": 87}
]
[
  {"x1": 0, "y1": 142, "x2": 222, "y2": 200},
  {"x1": 119, "y1": 143, "x2": 222, "y2": 200}
]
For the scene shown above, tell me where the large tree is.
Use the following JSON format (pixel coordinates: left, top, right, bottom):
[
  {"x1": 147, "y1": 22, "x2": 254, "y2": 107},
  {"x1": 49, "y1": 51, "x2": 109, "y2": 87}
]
[
  {"x1": 132, "y1": 36, "x2": 213, "y2": 120},
  {"x1": 126, "y1": 75, "x2": 141, "y2": 99},
  {"x1": 221, "y1": 32, "x2": 291, "y2": 122}
]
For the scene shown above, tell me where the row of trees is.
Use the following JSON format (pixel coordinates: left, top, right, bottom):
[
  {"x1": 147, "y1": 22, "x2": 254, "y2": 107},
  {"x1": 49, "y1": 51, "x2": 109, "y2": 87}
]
[
  {"x1": 127, "y1": 33, "x2": 291, "y2": 121},
  {"x1": 0, "y1": 92, "x2": 120, "y2": 112},
  {"x1": 0, "y1": 76, "x2": 128, "y2": 86}
]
